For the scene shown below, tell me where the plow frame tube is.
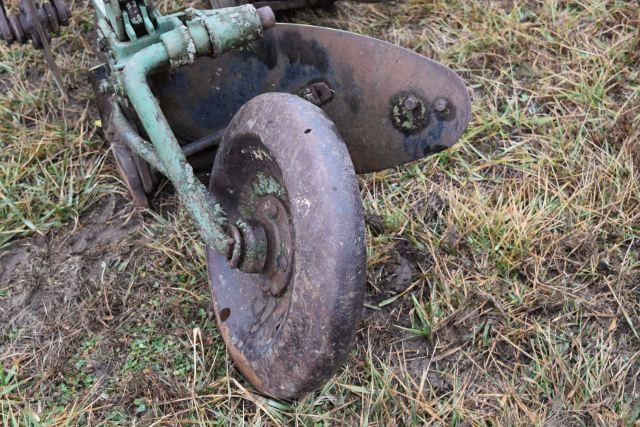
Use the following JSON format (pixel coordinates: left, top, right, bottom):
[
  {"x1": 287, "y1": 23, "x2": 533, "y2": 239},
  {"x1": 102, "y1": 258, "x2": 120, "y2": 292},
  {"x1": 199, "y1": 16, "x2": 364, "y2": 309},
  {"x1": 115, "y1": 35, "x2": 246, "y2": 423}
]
[
  {"x1": 123, "y1": 43, "x2": 233, "y2": 256},
  {"x1": 91, "y1": 2, "x2": 272, "y2": 258}
]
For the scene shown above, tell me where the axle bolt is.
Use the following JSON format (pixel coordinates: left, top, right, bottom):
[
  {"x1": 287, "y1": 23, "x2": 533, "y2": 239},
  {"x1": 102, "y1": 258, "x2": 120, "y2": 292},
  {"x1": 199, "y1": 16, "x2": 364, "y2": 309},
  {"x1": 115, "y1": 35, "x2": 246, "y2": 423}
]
[
  {"x1": 277, "y1": 254, "x2": 288, "y2": 271},
  {"x1": 267, "y1": 202, "x2": 279, "y2": 219}
]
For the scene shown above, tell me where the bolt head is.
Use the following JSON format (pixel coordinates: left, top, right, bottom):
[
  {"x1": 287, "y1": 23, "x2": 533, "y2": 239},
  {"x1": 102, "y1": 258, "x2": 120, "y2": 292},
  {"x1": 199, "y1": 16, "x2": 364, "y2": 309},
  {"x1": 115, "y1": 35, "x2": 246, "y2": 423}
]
[
  {"x1": 403, "y1": 96, "x2": 419, "y2": 111},
  {"x1": 392, "y1": 93, "x2": 429, "y2": 133},
  {"x1": 267, "y1": 202, "x2": 279, "y2": 219},
  {"x1": 434, "y1": 98, "x2": 448, "y2": 112}
]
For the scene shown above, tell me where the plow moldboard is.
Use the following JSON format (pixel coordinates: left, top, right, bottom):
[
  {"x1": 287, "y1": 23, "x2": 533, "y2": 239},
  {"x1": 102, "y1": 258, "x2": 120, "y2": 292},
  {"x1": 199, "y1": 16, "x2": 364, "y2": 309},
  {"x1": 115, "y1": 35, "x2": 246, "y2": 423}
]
[{"x1": 152, "y1": 23, "x2": 471, "y2": 173}]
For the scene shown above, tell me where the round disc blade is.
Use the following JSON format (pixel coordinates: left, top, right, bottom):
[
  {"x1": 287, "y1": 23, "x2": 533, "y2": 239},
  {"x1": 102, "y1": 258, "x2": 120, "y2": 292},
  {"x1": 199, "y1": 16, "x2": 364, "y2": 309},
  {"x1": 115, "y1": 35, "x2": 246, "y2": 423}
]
[{"x1": 206, "y1": 93, "x2": 366, "y2": 398}]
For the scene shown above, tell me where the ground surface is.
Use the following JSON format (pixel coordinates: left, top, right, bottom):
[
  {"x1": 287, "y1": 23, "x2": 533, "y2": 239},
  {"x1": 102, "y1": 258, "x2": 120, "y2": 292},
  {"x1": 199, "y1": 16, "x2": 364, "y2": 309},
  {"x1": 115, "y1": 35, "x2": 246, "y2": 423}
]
[{"x1": 1, "y1": 0, "x2": 639, "y2": 425}]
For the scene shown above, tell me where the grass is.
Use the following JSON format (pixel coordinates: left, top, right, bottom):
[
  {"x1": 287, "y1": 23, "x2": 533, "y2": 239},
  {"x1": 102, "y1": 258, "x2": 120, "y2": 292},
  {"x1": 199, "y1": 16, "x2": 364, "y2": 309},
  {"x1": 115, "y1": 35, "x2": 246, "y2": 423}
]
[
  {"x1": 0, "y1": 2, "x2": 111, "y2": 248},
  {"x1": 1, "y1": 0, "x2": 639, "y2": 424}
]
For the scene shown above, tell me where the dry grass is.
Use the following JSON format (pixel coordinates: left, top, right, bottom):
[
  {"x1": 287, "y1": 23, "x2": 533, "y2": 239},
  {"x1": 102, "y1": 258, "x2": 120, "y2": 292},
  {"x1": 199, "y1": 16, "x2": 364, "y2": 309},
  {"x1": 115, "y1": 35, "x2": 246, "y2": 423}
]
[{"x1": 1, "y1": 0, "x2": 639, "y2": 425}]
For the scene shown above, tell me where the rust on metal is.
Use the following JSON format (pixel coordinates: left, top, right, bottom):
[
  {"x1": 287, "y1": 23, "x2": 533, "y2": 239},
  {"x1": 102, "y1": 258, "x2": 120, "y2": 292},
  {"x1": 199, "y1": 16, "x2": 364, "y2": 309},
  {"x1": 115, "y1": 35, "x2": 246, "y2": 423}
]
[
  {"x1": 434, "y1": 98, "x2": 448, "y2": 113},
  {"x1": 227, "y1": 224, "x2": 243, "y2": 268},
  {"x1": 180, "y1": 129, "x2": 224, "y2": 157},
  {"x1": 234, "y1": 218, "x2": 268, "y2": 274},
  {"x1": 206, "y1": 93, "x2": 366, "y2": 399},
  {"x1": 112, "y1": 143, "x2": 151, "y2": 208},
  {"x1": 124, "y1": 1, "x2": 143, "y2": 26},
  {"x1": 391, "y1": 93, "x2": 429, "y2": 134},
  {"x1": 1, "y1": 0, "x2": 71, "y2": 100},
  {"x1": 153, "y1": 24, "x2": 472, "y2": 173},
  {"x1": 23, "y1": 0, "x2": 68, "y2": 101},
  {"x1": 0, "y1": 1, "x2": 13, "y2": 43},
  {"x1": 253, "y1": 195, "x2": 292, "y2": 295},
  {"x1": 255, "y1": 6, "x2": 275, "y2": 29},
  {"x1": 82, "y1": 1, "x2": 471, "y2": 399},
  {"x1": 90, "y1": 66, "x2": 154, "y2": 208},
  {"x1": 296, "y1": 81, "x2": 334, "y2": 106}
]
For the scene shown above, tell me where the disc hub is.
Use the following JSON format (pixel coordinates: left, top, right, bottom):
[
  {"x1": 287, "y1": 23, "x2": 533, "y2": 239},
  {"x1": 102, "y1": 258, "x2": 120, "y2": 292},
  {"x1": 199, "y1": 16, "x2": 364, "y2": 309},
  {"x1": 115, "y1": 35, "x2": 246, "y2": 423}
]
[{"x1": 255, "y1": 195, "x2": 293, "y2": 296}]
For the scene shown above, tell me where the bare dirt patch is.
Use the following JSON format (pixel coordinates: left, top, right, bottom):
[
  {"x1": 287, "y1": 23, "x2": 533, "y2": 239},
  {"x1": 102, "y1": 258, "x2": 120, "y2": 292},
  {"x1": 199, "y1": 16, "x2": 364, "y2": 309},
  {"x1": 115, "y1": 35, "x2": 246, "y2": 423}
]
[
  {"x1": 2, "y1": 0, "x2": 639, "y2": 424},
  {"x1": 0, "y1": 196, "x2": 141, "y2": 373},
  {"x1": 1, "y1": 195, "x2": 138, "y2": 334}
]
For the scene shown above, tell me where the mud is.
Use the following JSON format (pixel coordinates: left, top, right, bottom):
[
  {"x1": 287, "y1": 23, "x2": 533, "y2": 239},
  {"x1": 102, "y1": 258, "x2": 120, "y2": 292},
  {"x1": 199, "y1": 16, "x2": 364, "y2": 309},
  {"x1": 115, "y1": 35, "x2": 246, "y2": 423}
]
[{"x1": 0, "y1": 195, "x2": 140, "y2": 369}]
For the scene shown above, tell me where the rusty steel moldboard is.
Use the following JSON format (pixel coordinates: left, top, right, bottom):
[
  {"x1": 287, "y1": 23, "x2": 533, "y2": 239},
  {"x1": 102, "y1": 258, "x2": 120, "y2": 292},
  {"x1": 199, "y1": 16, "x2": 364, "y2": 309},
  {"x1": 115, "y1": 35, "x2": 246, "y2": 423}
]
[{"x1": 152, "y1": 23, "x2": 471, "y2": 174}]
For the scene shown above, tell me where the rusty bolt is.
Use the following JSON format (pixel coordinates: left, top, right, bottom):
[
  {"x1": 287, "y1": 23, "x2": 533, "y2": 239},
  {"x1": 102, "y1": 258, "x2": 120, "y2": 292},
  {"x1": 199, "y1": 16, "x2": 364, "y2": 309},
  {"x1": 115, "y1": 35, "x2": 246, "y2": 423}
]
[
  {"x1": 296, "y1": 82, "x2": 334, "y2": 107},
  {"x1": 267, "y1": 202, "x2": 279, "y2": 219},
  {"x1": 434, "y1": 98, "x2": 448, "y2": 112},
  {"x1": 391, "y1": 93, "x2": 428, "y2": 133},
  {"x1": 257, "y1": 7, "x2": 275, "y2": 30},
  {"x1": 227, "y1": 224, "x2": 243, "y2": 268},
  {"x1": 403, "y1": 95, "x2": 420, "y2": 111}
]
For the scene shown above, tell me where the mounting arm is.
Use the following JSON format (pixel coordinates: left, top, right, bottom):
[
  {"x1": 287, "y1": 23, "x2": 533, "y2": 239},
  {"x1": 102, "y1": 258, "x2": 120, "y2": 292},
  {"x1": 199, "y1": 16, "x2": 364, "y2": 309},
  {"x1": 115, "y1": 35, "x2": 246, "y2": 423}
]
[{"x1": 121, "y1": 5, "x2": 274, "y2": 256}]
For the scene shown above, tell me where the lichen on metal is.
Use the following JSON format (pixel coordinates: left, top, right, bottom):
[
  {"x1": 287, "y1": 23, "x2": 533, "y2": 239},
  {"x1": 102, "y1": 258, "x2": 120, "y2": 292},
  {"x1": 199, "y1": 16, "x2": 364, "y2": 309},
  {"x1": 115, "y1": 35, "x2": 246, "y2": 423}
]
[
  {"x1": 161, "y1": 24, "x2": 197, "y2": 67},
  {"x1": 234, "y1": 218, "x2": 268, "y2": 273},
  {"x1": 201, "y1": 5, "x2": 263, "y2": 56},
  {"x1": 252, "y1": 171, "x2": 286, "y2": 200},
  {"x1": 391, "y1": 94, "x2": 429, "y2": 133}
]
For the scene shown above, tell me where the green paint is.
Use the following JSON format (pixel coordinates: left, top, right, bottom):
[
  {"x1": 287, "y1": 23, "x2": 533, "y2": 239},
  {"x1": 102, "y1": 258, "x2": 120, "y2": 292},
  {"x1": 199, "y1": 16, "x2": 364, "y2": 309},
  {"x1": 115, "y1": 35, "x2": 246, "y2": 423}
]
[
  {"x1": 92, "y1": 1, "x2": 268, "y2": 257},
  {"x1": 122, "y1": 42, "x2": 232, "y2": 255},
  {"x1": 122, "y1": 10, "x2": 137, "y2": 41},
  {"x1": 110, "y1": 100, "x2": 167, "y2": 175},
  {"x1": 201, "y1": 5, "x2": 263, "y2": 55}
]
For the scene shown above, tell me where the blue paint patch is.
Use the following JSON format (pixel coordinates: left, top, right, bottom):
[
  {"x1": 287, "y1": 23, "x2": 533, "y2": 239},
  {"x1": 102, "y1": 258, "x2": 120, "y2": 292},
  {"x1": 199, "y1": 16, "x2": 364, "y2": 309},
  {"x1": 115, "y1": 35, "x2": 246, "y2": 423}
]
[
  {"x1": 403, "y1": 134, "x2": 424, "y2": 159},
  {"x1": 403, "y1": 119, "x2": 449, "y2": 159},
  {"x1": 155, "y1": 52, "x2": 271, "y2": 139},
  {"x1": 427, "y1": 120, "x2": 444, "y2": 143},
  {"x1": 155, "y1": 32, "x2": 344, "y2": 141}
]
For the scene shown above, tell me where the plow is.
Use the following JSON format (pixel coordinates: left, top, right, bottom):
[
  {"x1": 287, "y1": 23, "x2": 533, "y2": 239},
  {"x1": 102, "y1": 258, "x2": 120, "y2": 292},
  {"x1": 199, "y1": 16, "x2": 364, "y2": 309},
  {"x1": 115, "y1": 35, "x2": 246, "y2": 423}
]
[{"x1": 1, "y1": 0, "x2": 471, "y2": 398}]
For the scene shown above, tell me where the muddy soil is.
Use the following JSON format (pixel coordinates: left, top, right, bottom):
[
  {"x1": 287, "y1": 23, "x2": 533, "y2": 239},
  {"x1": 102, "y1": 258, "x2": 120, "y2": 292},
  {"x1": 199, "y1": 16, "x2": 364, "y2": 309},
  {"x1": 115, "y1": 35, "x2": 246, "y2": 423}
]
[
  {"x1": 0, "y1": 196, "x2": 144, "y2": 386},
  {"x1": 0, "y1": 188, "x2": 476, "y2": 419}
]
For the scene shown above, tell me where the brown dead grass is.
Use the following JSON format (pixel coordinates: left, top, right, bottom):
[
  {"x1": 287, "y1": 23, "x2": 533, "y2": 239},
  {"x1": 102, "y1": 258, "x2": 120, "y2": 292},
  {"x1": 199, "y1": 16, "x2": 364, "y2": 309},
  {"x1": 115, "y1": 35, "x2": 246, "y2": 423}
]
[{"x1": 1, "y1": 0, "x2": 639, "y2": 425}]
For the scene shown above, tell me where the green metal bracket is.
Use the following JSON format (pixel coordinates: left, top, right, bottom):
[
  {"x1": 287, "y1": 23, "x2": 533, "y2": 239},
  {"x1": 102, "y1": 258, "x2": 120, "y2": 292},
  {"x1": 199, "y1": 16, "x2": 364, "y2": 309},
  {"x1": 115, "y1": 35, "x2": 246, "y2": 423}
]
[
  {"x1": 139, "y1": 5, "x2": 155, "y2": 35},
  {"x1": 122, "y1": 9, "x2": 137, "y2": 41},
  {"x1": 91, "y1": 0, "x2": 274, "y2": 257}
]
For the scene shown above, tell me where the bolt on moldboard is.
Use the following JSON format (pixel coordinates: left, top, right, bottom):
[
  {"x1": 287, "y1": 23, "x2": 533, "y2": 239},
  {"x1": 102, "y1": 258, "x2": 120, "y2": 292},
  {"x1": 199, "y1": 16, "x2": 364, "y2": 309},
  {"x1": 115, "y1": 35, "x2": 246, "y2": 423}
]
[
  {"x1": 434, "y1": 98, "x2": 448, "y2": 112},
  {"x1": 391, "y1": 93, "x2": 428, "y2": 133}
]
